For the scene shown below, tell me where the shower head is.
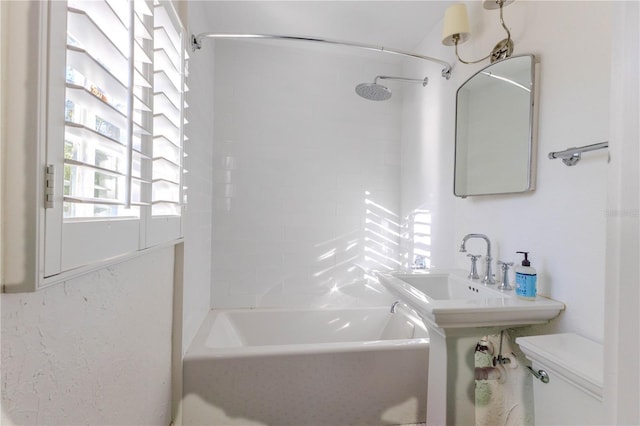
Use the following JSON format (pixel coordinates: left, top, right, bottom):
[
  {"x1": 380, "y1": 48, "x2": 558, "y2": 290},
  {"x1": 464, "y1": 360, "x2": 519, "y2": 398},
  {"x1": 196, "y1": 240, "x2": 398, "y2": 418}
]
[
  {"x1": 355, "y1": 75, "x2": 429, "y2": 101},
  {"x1": 355, "y1": 82, "x2": 392, "y2": 101}
]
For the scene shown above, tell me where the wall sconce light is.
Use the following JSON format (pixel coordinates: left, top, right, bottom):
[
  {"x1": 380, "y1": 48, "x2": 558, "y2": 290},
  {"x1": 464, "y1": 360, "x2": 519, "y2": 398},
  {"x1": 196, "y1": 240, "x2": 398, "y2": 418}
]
[{"x1": 442, "y1": 0, "x2": 514, "y2": 64}]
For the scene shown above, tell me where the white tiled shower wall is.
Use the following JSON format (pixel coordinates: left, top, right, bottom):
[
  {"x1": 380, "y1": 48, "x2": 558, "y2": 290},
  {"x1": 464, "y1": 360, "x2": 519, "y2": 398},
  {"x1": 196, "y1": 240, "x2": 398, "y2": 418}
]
[
  {"x1": 180, "y1": 2, "x2": 215, "y2": 356},
  {"x1": 211, "y1": 41, "x2": 406, "y2": 308}
]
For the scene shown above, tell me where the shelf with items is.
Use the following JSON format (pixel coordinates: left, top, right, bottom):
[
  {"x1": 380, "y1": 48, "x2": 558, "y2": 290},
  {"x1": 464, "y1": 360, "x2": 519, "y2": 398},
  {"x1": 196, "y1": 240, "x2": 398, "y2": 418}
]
[
  {"x1": 65, "y1": 121, "x2": 125, "y2": 151},
  {"x1": 65, "y1": 77, "x2": 126, "y2": 115},
  {"x1": 67, "y1": 45, "x2": 151, "y2": 100},
  {"x1": 65, "y1": 122, "x2": 151, "y2": 161},
  {"x1": 65, "y1": 83, "x2": 127, "y2": 137},
  {"x1": 67, "y1": 46, "x2": 128, "y2": 98}
]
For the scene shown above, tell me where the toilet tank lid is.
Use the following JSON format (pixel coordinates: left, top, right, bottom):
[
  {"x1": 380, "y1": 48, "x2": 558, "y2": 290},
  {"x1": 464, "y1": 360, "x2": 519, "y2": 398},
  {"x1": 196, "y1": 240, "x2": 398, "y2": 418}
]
[{"x1": 516, "y1": 333, "x2": 603, "y2": 400}]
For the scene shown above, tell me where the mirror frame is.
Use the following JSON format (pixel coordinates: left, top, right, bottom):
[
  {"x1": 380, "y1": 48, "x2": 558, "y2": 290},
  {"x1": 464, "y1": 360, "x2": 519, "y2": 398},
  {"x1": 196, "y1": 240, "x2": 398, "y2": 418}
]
[{"x1": 453, "y1": 54, "x2": 538, "y2": 198}]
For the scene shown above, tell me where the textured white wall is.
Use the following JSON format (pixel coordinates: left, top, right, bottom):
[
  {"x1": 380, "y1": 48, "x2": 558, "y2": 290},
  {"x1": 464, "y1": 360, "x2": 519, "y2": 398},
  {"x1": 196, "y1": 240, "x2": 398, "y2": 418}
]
[
  {"x1": 211, "y1": 41, "x2": 404, "y2": 308},
  {"x1": 401, "y1": 0, "x2": 611, "y2": 343},
  {"x1": 1, "y1": 248, "x2": 174, "y2": 425}
]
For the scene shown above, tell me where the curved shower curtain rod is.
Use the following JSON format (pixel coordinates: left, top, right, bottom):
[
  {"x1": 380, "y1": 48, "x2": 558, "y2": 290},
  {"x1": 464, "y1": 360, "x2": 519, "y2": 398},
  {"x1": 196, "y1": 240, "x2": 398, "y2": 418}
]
[{"x1": 191, "y1": 33, "x2": 452, "y2": 80}]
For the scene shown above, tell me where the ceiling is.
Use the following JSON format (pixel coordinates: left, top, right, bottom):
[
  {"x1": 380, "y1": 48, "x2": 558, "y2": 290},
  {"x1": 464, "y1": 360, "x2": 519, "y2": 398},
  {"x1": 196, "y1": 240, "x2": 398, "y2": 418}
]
[{"x1": 195, "y1": 1, "x2": 453, "y2": 53}]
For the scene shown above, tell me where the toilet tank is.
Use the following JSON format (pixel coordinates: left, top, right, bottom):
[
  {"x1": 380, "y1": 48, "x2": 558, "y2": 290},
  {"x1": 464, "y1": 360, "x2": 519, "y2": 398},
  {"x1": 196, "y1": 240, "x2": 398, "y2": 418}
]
[{"x1": 516, "y1": 333, "x2": 604, "y2": 426}]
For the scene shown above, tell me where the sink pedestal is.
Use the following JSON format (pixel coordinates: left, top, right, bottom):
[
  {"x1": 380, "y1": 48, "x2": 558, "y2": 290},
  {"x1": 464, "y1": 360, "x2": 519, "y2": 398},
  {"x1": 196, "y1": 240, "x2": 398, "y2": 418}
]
[
  {"x1": 425, "y1": 327, "x2": 489, "y2": 426},
  {"x1": 375, "y1": 270, "x2": 565, "y2": 426}
]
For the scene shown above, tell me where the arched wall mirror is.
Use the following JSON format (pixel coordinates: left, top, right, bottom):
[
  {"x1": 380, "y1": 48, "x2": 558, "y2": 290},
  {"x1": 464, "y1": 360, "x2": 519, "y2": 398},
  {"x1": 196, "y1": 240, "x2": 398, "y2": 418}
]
[{"x1": 454, "y1": 54, "x2": 538, "y2": 198}]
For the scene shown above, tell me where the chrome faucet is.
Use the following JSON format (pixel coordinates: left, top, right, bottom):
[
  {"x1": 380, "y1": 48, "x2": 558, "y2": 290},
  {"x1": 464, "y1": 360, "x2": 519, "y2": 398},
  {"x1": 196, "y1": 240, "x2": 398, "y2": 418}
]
[
  {"x1": 459, "y1": 234, "x2": 495, "y2": 285},
  {"x1": 412, "y1": 254, "x2": 427, "y2": 270}
]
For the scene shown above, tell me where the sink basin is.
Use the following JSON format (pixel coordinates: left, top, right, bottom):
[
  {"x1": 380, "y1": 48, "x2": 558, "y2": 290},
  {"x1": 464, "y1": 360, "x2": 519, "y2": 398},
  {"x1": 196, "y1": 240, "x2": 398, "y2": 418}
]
[{"x1": 377, "y1": 269, "x2": 565, "y2": 334}]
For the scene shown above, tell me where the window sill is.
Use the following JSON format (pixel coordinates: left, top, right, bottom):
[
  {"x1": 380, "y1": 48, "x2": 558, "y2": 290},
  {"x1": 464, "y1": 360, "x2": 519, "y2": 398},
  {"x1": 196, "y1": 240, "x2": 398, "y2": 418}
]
[{"x1": 3, "y1": 238, "x2": 183, "y2": 293}]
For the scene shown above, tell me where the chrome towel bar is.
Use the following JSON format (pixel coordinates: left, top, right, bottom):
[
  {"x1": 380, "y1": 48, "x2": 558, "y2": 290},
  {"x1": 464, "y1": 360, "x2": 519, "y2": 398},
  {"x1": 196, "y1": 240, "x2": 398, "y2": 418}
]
[{"x1": 548, "y1": 141, "x2": 609, "y2": 166}]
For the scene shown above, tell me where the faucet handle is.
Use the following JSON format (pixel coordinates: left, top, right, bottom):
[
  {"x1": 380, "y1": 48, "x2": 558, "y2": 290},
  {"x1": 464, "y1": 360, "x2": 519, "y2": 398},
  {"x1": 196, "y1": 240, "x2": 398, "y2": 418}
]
[
  {"x1": 467, "y1": 254, "x2": 481, "y2": 280},
  {"x1": 497, "y1": 261, "x2": 514, "y2": 291},
  {"x1": 497, "y1": 260, "x2": 514, "y2": 269}
]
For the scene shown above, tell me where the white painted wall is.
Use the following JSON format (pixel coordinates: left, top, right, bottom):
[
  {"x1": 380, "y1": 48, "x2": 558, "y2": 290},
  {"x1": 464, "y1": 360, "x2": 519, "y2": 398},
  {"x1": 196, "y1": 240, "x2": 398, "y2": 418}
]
[
  {"x1": 401, "y1": 1, "x2": 611, "y2": 343},
  {"x1": 400, "y1": 2, "x2": 615, "y2": 424},
  {"x1": 211, "y1": 41, "x2": 404, "y2": 308}
]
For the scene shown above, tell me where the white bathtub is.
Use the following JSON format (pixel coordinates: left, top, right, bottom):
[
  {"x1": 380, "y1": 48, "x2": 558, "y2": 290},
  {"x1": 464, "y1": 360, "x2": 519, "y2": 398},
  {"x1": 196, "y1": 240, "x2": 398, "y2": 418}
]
[{"x1": 183, "y1": 307, "x2": 429, "y2": 426}]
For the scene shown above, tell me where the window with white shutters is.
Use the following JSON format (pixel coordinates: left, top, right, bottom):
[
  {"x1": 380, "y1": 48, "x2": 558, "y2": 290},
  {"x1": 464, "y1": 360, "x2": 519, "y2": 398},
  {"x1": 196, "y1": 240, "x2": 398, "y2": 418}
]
[
  {"x1": 147, "y1": 0, "x2": 187, "y2": 245},
  {"x1": 39, "y1": 0, "x2": 186, "y2": 284}
]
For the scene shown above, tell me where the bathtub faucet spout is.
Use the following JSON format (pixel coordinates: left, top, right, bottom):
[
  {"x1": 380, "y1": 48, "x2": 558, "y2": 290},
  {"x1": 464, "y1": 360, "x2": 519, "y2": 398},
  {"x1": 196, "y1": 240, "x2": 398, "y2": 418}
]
[{"x1": 390, "y1": 300, "x2": 404, "y2": 313}]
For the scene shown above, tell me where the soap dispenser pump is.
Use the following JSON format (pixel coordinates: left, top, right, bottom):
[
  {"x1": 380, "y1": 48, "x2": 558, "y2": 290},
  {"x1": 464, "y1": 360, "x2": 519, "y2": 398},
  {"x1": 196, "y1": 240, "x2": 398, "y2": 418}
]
[{"x1": 515, "y1": 251, "x2": 537, "y2": 300}]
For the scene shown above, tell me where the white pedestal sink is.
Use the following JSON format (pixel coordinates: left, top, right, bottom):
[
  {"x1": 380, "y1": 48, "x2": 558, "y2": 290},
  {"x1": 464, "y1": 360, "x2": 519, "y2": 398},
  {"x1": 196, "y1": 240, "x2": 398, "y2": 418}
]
[{"x1": 377, "y1": 270, "x2": 565, "y2": 426}]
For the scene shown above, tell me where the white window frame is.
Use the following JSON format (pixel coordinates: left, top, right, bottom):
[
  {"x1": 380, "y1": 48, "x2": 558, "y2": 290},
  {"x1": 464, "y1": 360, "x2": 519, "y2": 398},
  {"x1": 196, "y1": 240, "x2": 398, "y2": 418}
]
[{"x1": 2, "y1": 0, "x2": 187, "y2": 292}]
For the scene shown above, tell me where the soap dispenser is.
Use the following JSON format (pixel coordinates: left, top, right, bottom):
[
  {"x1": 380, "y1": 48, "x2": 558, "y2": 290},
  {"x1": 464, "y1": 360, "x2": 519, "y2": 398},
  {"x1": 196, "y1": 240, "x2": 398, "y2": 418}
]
[{"x1": 515, "y1": 251, "x2": 537, "y2": 300}]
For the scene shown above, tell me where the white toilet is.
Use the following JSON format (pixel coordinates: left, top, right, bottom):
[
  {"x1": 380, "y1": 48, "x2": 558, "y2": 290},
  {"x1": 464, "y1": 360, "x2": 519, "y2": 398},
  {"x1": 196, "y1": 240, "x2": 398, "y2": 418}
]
[{"x1": 516, "y1": 333, "x2": 604, "y2": 425}]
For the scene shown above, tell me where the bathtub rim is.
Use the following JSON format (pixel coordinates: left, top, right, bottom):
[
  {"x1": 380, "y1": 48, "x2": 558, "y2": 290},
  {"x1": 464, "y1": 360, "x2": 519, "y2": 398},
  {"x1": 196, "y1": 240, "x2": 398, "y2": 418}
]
[{"x1": 185, "y1": 306, "x2": 430, "y2": 359}]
